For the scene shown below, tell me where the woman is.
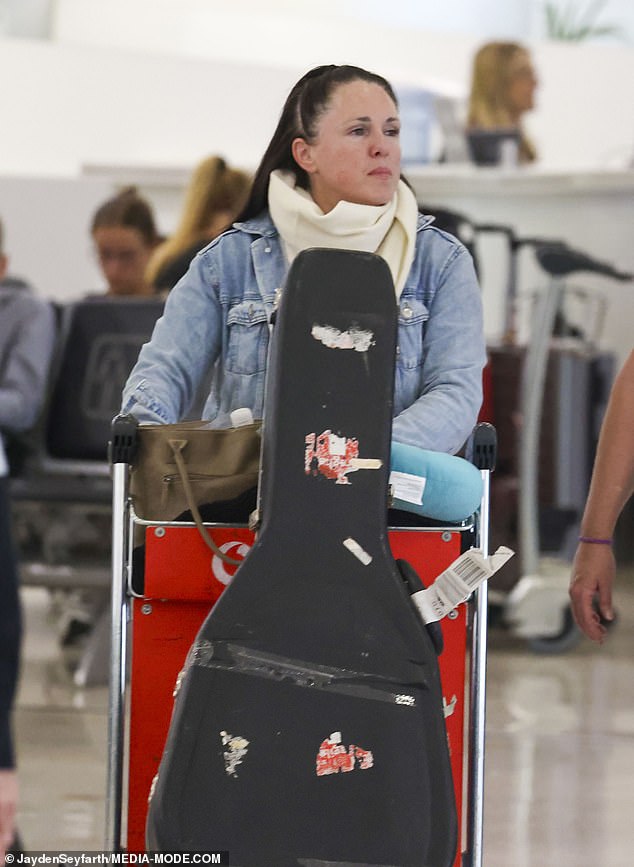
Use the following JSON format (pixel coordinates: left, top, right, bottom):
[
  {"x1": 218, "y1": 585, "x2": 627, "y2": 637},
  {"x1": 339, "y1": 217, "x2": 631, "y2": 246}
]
[
  {"x1": 91, "y1": 187, "x2": 161, "y2": 297},
  {"x1": 467, "y1": 41, "x2": 538, "y2": 164},
  {"x1": 122, "y1": 64, "x2": 486, "y2": 457},
  {"x1": 146, "y1": 155, "x2": 251, "y2": 293}
]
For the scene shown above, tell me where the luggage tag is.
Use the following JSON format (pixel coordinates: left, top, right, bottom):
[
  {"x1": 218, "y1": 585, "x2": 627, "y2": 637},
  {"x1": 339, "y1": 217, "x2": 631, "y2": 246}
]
[{"x1": 413, "y1": 546, "x2": 514, "y2": 624}]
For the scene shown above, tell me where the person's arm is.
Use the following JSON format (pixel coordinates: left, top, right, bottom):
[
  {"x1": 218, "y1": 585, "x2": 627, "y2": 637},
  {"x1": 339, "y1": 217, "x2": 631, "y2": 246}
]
[
  {"x1": 0, "y1": 297, "x2": 56, "y2": 433},
  {"x1": 121, "y1": 253, "x2": 223, "y2": 424},
  {"x1": 0, "y1": 768, "x2": 17, "y2": 861},
  {"x1": 392, "y1": 244, "x2": 486, "y2": 454},
  {"x1": 569, "y1": 349, "x2": 634, "y2": 642}
]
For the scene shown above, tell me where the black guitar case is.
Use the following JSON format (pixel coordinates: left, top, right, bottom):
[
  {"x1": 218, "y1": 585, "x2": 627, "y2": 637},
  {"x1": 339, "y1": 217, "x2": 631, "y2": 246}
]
[{"x1": 146, "y1": 249, "x2": 457, "y2": 866}]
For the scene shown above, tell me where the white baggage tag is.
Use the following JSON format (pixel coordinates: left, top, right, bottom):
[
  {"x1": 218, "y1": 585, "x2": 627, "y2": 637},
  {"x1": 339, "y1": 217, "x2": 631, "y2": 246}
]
[
  {"x1": 389, "y1": 470, "x2": 426, "y2": 506},
  {"x1": 412, "y1": 546, "x2": 514, "y2": 624}
]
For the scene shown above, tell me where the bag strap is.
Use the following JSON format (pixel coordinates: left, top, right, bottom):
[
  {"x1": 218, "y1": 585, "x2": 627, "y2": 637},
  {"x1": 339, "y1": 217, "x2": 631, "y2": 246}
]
[{"x1": 168, "y1": 438, "x2": 243, "y2": 567}]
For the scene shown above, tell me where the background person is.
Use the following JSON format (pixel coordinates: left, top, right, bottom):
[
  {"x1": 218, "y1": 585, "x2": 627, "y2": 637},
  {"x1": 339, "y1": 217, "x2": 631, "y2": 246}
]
[
  {"x1": 0, "y1": 217, "x2": 56, "y2": 861},
  {"x1": 569, "y1": 349, "x2": 634, "y2": 643},
  {"x1": 146, "y1": 155, "x2": 251, "y2": 293},
  {"x1": 121, "y1": 64, "x2": 485, "y2": 459},
  {"x1": 91, "y1": 187, "x2": 162, "y2": 297},
  {"x1": 467, "y1": 41, "x2": 538, "y2": 164},
  {"x1": 59, "y1": 187, "x2": 162, "y2": 648}
]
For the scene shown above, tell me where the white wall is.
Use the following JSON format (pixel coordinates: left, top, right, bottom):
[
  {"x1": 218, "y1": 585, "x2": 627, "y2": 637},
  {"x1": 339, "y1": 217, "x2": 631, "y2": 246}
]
[
  {"x1": 1, "y1": 32, "x2": 633, "y2": 176},
  {"x1": 4, "y1": 0, "x2": 634, "y2": 45},
  {"x1": 0, "y1": 175, "x2": 112, "y2": 298},
  {"x1": 48, "y1": 0, "x2": 634, "y2": 49},
  {"x1": 0, "y1": 39, "x2": 301, "y2": 177},
  {"x1": 0, "y1": 17, "x2": 632, "y2": 361}
]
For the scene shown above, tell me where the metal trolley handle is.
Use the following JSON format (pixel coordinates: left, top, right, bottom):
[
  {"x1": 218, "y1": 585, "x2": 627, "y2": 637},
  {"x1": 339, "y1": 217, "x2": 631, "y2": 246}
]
[
  {"x1": 106, "y1": 414, "x2": 139, "y2": 851},
  {"x1": 465, "y1": 422, "x2": 497, "y2": 867},
  {"x1": 109, "y1": 413, "x2": 139, "y2": 465}
]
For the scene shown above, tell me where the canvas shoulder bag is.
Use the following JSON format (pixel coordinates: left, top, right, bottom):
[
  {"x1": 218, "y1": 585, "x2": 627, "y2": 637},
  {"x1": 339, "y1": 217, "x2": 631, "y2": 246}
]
[{"x1": 130, "y1": 419, "x2": 261, "y2": 564}]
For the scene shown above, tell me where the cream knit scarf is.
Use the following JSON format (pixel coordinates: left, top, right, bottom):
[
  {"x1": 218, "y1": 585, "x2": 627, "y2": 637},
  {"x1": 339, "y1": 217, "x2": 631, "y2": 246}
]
[{"x1": 268, "y1": 170, "x2": 418, "y2": 299}]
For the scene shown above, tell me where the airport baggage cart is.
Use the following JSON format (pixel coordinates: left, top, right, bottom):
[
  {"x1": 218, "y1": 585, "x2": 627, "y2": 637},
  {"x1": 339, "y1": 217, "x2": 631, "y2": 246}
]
[{"x1": 107, "y1": 250, "x2": 494, "y2": 866}]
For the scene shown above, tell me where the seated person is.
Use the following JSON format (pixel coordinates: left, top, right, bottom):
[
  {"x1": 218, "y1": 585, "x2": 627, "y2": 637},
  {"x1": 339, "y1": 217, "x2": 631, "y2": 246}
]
[
  {"x1": 146, "y1": 155, "x2": 251, "y2": 293},
  {"x1": 59, "y1": 188, "x2": 162, "y2": 646},
  {"x1": 466, "y1": 41, "x2": 538, "y2": 165},
  {"x1": 91, "y1": 187, "x2": 162, "y2": 297}
]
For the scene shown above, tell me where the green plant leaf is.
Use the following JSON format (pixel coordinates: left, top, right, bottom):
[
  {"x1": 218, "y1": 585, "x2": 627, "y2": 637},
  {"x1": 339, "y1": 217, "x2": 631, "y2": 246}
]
[{"x1": 544, "y1": 0, "x2": 622, "y2": 42}]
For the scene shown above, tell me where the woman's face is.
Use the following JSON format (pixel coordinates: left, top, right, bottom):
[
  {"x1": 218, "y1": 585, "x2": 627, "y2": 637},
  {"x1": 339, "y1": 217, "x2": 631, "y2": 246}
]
[
  {"x1": 506, "y1": 50, "x2": 538, "y2": 117},
  {"x1": 292, "y1": 80, "x2": 401, "y2": 213},
  {"x1": 93, "y1": 225, "x2": 154, "y2": 296}
]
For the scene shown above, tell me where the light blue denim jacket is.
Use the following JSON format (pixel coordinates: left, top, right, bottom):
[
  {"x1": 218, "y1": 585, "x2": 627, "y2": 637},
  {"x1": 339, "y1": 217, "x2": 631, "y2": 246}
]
[{"x1": 121, "y1": 211, "x2": 485, "y2": 454}]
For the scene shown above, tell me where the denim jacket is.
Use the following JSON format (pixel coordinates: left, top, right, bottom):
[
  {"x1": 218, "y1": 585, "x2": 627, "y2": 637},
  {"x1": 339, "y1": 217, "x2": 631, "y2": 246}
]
[{"x1": 121, "y1": 211, "x2": 485, "y2": 454}]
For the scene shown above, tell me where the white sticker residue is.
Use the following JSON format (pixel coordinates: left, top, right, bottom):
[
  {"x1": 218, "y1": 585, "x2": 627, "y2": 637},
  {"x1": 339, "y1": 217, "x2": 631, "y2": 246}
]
[
  {"x1": 220, "y1": 730, "x2": 250, "y2": 777},
  {"x1": 443, "y1": 694, "x2": 458, "y2": 719},
  {"x1": 343, "y1": 537, "x2": 373, "y2": 566},
  {"x1": 412, "y1": 546, "x2": 515, "y2": 624},
  {"x1": 389, "y1": 470, "x2": 426, "y2": 506},
  {"x1": 328, "y1": 433, "x2": 347, "y2": 456},
  {"x1": 312, "y1": 324, "x2": 374, "y2": 352}
]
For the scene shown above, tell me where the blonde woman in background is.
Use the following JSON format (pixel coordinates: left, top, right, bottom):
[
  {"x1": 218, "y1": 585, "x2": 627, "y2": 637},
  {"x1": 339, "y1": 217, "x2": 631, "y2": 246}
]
[
  {"x1": 467, "y1": 41, "x2": 538, "y2": 164},
  {"x1": 146, "y1": 155, "x2": 251, "y2": 293}
]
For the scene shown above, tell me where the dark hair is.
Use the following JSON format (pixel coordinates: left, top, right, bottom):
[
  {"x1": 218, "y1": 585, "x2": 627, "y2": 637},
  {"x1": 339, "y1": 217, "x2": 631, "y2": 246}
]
[
  {"x1": 91, "y1": 186, "x2": 160, "y2": 246},
  {"x1": 238, "y1": 64, "x2": 399, "y2": 221}
]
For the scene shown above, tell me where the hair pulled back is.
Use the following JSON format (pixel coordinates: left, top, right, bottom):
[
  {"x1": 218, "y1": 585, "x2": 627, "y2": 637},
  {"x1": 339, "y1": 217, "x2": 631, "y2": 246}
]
[
  {"x1": 238, "y1": 64, "x2": 399, "y2": 222},
  {"x1": 91, "y1": 186, "x2": 160, "y2": 247}
]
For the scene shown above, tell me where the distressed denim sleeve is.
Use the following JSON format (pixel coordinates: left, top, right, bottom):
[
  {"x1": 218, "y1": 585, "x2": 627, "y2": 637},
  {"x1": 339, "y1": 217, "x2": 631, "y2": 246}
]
[
  {"x1": 121, "y1": 253, "x2": 223, "y2": 424},
  {"x1": 391, "y1": 245, "x2": 486, "y2": 454}
]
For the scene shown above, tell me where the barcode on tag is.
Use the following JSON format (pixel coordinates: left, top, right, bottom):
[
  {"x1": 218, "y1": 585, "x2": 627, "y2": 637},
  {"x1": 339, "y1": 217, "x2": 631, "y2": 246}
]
[
  {"x1": 452, "y1": 556, "x2": 490, "y2": 589},
  {"x1": 411, "y1": 546, "x2": 515, "y2": 624}
]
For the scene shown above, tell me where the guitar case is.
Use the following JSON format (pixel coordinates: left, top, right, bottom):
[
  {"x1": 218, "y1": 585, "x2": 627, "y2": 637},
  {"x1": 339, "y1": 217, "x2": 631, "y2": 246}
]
[{"x1": 146, "y1": 248, "x2": 458, "y2": 866}]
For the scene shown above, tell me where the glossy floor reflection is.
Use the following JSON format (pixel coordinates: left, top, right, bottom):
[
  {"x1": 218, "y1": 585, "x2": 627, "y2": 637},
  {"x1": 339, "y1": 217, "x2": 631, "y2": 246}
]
[{"x1": 13, "y1": 566, "x2": 634, "y2": 864}]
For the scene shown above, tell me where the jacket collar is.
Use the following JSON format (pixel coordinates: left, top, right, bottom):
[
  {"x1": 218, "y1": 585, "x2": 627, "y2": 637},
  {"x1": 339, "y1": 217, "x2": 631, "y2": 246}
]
[
  {"x1": 233, "y1": 209, "x2": 435, "y2": 303},
  {"x1": 234, "y1": 211, "x2": 278, "y2": 238}
]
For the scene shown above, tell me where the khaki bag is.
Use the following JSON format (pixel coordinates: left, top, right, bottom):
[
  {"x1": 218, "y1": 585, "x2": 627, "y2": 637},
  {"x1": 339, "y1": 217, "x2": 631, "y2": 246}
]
[{"x1": 130, "y1": 420, "x2": 261, "y2": 564}]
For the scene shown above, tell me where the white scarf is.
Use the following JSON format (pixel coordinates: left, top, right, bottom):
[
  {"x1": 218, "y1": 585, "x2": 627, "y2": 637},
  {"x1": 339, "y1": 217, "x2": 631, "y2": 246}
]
[{"x1": 268, "y1": 170, "x2": 418, "y2": 299}]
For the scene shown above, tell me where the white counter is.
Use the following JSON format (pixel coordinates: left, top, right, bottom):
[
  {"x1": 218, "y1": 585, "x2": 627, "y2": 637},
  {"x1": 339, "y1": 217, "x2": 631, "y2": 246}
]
[{"x1": 407, "y1": 164, "x2": 634, "y2": 198}]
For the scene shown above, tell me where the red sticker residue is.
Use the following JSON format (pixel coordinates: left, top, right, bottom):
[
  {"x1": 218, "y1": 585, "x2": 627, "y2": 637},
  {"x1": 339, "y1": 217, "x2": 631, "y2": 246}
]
[
  {"x1": 305, "y1": 431, "x2": 360, "y2": 485},
  {"x1": 316, "y1": 731, "x2": 374, "y2": 776}
]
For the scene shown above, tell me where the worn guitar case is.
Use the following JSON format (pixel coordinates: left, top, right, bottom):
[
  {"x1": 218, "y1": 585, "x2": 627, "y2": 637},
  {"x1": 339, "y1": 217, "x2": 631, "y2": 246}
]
[{"x1": 146, "y1": 248, "x2": 457, "y2": 866}]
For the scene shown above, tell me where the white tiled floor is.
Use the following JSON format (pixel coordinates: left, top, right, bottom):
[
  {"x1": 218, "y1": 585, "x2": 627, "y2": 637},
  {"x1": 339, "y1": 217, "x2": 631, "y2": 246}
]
[{"x1": 13, "y1": 565, "x2": 634, "y2": 865}]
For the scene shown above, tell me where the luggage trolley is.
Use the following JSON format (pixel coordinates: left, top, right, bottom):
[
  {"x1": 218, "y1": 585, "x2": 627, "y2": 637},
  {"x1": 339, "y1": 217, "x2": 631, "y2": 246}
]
[{"x1": 107, "y1": 418, "x2": 496, "y2": 867}]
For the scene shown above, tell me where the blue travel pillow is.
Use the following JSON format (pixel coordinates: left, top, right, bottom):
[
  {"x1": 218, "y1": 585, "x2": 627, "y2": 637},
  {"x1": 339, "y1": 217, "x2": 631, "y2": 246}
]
[{"x1": 390, "y1": 440, "x2": 483, "y2": 523}]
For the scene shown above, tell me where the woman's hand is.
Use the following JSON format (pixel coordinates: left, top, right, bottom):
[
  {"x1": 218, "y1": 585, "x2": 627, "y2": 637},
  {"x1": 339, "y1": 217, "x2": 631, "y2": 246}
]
[{"x1": 569, "y1": 543, "x2": 616, "y2": 643}]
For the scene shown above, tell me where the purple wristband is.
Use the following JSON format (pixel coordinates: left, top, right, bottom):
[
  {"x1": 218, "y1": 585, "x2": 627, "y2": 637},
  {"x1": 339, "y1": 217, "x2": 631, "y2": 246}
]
[{"x1": 578, "y1": 536, "x2": 613, "y2": 545}]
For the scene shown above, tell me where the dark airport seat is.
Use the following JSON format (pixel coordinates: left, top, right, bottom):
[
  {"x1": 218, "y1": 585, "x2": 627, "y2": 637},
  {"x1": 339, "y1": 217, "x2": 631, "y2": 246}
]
[{"x1": 10, "y1": 295, "x2": 164, "y2": 589}]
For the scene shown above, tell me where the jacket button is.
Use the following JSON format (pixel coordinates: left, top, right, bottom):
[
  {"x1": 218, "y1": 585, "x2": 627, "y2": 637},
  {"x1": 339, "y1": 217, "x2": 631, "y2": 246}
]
[
  {"x1": 402, "y1": 304, "x2": 413, "y2": 320},
  {"x1": 264, "y1": 246, "x2": 271, "y2": 253}
]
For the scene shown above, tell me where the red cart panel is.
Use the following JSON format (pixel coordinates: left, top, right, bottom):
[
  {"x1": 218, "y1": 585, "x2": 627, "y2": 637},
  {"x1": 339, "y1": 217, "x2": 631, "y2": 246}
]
[{"x1": 126, "y1": 523, "x2": 469, "y2": 866}]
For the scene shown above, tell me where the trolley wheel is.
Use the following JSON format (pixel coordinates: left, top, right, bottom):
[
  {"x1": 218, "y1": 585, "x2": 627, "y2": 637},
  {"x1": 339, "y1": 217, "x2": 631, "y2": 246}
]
[{"x1": 526, "y1": 606, "x2": 582, "y2": 655}]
